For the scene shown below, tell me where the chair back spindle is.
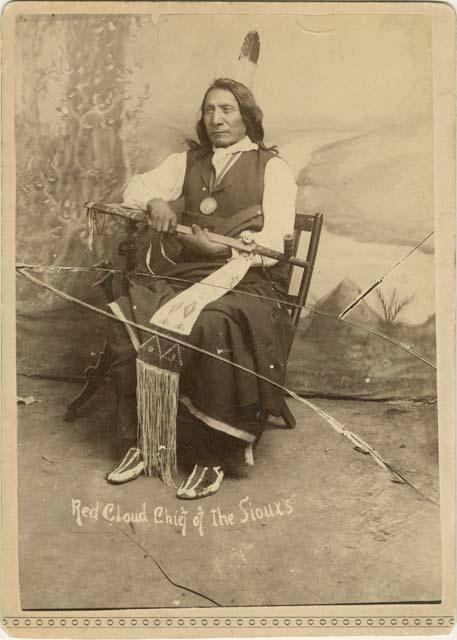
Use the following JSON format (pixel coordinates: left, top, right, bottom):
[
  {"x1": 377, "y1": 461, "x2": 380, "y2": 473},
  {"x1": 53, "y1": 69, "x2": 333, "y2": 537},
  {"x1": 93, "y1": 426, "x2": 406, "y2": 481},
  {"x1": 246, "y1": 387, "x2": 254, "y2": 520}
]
[{"x1": 286, "y1": 212, "x2": 323, "y2": 329}]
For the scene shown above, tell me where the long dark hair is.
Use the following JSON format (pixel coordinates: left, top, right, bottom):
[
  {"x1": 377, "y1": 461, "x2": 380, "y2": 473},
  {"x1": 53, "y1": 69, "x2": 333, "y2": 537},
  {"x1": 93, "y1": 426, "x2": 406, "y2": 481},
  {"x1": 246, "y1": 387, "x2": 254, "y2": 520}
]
[{"x1": 189, "y1": 78, "x2": 278, "y2": 154}]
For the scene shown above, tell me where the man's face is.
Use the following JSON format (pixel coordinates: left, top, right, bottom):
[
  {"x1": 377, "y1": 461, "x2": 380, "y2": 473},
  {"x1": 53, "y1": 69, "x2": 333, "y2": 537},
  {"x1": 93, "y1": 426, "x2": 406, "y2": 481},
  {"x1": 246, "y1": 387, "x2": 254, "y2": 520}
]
[{"x1": 203, "y1": 88, "x2": 247, "y2": 148}]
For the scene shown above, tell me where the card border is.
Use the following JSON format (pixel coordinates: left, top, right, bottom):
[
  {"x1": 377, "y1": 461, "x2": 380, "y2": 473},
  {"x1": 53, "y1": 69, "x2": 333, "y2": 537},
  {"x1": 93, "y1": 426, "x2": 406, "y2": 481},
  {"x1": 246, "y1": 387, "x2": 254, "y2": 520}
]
[{"x1": 2, "y1": 1, "x2": 455, "y2": 636}]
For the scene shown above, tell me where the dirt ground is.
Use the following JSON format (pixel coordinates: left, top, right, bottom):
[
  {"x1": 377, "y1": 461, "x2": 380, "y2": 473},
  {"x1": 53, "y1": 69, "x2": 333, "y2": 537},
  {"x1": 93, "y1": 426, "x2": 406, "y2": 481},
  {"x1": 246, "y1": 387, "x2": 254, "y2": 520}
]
[{"x1": 16, "y1": 375, "x2": 441, "y2": 610}]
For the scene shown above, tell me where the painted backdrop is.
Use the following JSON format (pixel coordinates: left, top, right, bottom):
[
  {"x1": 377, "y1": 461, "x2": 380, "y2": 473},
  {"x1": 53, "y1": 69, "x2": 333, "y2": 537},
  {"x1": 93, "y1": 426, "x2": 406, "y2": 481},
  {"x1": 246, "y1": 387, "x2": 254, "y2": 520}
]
[{"x1": 16, "y1": 13, "x2": 436, "y2": 399}]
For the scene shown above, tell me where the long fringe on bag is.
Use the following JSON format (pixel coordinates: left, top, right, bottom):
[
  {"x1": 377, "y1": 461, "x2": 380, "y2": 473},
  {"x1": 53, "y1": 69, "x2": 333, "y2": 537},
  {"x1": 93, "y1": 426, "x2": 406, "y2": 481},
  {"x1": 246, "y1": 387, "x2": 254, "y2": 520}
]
[{"x1": 136, "y1": 359, "x2": 179, "y2": 487}]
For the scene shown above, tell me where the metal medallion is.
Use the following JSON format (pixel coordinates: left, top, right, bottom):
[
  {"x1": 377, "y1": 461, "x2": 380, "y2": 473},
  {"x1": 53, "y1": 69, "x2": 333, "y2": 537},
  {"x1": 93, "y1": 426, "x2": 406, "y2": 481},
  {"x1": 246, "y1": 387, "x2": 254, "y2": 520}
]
[{"x1": 199, "y1": 196, "x2": 218, "y2": 215}]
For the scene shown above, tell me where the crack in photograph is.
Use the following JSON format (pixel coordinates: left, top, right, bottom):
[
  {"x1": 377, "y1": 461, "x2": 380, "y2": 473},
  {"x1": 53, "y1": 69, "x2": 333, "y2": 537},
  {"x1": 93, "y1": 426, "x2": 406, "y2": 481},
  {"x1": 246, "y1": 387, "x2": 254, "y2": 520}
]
[{"x1": 11, "y1": 5, "x2": 448, "y2": 617}]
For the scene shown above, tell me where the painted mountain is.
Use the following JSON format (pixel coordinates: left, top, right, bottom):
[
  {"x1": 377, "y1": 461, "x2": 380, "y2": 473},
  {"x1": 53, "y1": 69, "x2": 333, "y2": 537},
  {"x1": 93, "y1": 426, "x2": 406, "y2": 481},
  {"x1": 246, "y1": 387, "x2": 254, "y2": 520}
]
[
  {"x1": 287, "y1": 279, "x2": 436, "y2": 400},
  {"x1": 292, "y1": 118, "x2": 433, "y2": 252}
]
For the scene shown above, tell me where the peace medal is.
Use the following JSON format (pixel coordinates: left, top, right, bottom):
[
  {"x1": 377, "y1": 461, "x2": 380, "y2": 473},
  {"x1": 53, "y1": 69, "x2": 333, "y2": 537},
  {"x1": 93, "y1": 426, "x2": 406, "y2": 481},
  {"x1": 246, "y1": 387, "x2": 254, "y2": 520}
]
[{"x1": 199, "y1": 196, "x2": 218, "y2": 215}]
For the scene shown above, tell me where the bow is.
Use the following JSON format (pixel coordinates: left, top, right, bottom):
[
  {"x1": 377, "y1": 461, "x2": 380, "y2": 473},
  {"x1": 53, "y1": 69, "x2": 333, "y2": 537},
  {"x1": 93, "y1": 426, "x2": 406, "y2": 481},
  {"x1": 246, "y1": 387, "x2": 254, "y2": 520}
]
[
  {"x1": 16, "y1": 223, "x2": 438, "y2": 504},
  {"x1": 16, "y1": 261, "x2": 440, "y2": 504},
  {"x1": 16, "y1": 262, "x2": 436, "y2": 370}
]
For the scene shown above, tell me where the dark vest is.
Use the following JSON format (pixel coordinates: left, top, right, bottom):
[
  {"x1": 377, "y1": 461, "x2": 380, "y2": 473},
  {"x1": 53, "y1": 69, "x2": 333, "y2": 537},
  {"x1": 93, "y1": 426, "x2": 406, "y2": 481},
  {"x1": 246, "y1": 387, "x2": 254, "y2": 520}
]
[
  {"x1": 178, "y1": 146, "x2": 291, "y2": 290},
  {"x1": 181, "y1": 147, "x2": 275, "y2": 233}
]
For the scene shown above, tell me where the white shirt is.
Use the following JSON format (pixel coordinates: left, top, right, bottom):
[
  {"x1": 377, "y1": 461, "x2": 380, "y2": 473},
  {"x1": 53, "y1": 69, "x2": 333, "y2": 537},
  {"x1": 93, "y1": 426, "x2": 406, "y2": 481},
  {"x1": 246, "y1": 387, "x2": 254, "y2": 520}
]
[{"x1": 123, "y1": 136, "x2": 297, "y2": 266}]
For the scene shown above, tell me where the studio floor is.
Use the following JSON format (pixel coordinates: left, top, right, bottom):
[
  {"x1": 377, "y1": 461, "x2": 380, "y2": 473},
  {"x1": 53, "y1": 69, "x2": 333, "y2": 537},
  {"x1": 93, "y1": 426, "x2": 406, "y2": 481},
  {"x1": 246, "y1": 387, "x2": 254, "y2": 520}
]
[{"x1": 17, "y1": 375, "x2": 441, "y2": 610}]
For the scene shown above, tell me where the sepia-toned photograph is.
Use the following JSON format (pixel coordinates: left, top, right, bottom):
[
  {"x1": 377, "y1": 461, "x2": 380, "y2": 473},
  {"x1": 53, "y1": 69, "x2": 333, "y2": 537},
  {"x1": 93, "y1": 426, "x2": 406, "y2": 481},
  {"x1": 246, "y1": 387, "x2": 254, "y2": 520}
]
[{"x1": 2, "y1": 1, "x2": 455, "y2": 633}]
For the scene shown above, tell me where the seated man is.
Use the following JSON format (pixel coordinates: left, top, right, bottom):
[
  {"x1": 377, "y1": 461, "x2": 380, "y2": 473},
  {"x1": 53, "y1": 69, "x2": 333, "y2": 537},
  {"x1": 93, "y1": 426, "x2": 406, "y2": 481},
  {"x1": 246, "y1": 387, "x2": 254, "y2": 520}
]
[{"x1": 107, "y1": 77, "x2": 297, "y2": 499}]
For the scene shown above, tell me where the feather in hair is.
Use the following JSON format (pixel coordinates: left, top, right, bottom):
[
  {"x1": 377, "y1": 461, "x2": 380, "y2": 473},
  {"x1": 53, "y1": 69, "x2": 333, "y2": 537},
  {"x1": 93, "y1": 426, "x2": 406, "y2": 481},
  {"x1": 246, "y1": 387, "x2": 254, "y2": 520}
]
[{"x1": 235, "y1": 30, "x2": 260, "y2": 89}]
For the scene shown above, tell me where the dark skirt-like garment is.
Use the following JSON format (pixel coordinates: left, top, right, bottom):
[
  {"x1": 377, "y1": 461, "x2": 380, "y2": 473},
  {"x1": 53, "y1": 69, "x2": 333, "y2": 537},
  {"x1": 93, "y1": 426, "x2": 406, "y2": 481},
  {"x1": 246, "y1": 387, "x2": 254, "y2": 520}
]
[{"x1": 108, "y1": 258, "x2": 295, "y2": 465}]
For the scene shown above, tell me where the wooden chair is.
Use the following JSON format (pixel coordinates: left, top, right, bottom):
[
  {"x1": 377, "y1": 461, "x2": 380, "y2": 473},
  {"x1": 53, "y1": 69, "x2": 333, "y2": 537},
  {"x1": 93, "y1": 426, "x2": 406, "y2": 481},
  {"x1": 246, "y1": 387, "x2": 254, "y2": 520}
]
[
  {"x1": 288, "y1": 213, "x2": 324, "y2": 328},
  {"x1": 64, "y1": 212, "x2": 323, "y2": 423},
  {"x1": 263, "y1": 212, "x2": 324, "y2": 430}
]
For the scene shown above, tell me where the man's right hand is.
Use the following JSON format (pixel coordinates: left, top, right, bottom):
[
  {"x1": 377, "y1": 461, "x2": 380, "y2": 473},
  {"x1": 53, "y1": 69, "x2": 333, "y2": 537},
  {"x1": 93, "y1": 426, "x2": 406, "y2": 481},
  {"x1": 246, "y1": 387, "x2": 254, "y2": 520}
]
[{"x1": 146, "y1": 198, "x2": 177, "y2": 233}]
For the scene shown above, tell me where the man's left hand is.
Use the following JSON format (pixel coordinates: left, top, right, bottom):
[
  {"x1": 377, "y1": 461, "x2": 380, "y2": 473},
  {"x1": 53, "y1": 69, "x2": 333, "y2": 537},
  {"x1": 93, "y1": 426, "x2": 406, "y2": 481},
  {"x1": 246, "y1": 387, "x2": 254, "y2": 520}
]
[{"x1": 178, "y1": 225, "x2": 229, "y2": 256}]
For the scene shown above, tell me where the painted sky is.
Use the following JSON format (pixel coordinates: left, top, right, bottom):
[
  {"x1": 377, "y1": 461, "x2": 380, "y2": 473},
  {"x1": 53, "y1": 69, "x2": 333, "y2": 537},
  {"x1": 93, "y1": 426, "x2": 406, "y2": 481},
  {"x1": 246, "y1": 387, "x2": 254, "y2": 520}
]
[{"x1": 123, "y1": 13, "x2": 432, "y2": 132}]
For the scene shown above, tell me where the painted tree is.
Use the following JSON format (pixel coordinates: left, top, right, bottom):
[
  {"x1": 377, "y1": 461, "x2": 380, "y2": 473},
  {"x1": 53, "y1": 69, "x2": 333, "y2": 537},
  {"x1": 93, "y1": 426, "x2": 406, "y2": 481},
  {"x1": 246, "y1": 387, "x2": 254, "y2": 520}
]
[
  {"x1": 375, "y1": 288, "x2": 415, "y2": 329},
  {"x1": 16, "y1": 15, "x2": 151, "y2": 310}
]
